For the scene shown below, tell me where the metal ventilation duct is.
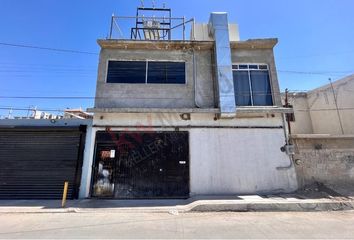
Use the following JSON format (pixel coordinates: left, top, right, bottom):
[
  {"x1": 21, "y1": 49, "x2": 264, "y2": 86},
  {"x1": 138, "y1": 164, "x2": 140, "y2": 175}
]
[{"x1": 209, "y1": 12, "x2": 236, "y2": 118}]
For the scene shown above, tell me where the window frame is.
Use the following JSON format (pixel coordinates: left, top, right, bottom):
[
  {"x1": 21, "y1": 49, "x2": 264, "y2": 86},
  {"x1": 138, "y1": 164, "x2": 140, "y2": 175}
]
[
  {"x1": 232, "y1": 63, "x2": 274, "y2": 106},
  {"x1": 105, "y1": 59, "x2": 187, "y2": 85}
]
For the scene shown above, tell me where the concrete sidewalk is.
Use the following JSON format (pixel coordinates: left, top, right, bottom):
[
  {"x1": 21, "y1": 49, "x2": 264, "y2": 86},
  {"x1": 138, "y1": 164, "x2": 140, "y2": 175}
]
[{"x1": 1, "y1": 193, "x2": 353, "y2": 213}]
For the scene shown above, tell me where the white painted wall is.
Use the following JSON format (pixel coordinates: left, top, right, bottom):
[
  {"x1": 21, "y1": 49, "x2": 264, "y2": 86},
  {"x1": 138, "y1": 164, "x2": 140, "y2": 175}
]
[
  {"x1": 189, "y1": 128, "x2": 298, "y2": 195},
  {"x1": 288, "y1": 75, "x2": 354, "y2": 135},
  {"x1": 79, "y1": 126, "x2": 95, "y2": 198},
  {"x1": 78, "y1": 113, "x2": 297, "y2": 198}
]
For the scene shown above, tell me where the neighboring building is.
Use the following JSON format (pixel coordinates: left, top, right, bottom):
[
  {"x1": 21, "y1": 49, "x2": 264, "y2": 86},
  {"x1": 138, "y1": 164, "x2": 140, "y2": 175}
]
[
  {"x1": 32, "y1": 110, "x2": 63, "y2": 120},
  {"x1": 286, "y1": 74, "x2": 354, "y2": 135},
  {"x1": 64, "y1": 108, "x2": 93, "y2": 119},
  {"x1": 82, "y1": 6, "x2": 298, "y2": 199},
  {"x1": 284, "y1": 74, "x2": 354, "y2": 191},
  {"x1": 1, "y1": 107, "x2": 92, "y2": 120}
]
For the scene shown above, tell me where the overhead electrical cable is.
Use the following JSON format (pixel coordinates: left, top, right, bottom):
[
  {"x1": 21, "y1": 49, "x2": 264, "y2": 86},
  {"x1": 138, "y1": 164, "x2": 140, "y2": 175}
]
[{"x1": 0, "y1": 42, "x2": 98, "y2": 55}]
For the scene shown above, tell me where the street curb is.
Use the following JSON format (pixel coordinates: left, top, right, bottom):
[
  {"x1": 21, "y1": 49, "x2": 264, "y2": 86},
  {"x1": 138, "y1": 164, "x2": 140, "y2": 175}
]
[
  {"x1": 189, "y1": 201, "x2": 354, "y2": 212},
  {"x1": 1, "y1": 200, "x2": 353, "y2": 213}
]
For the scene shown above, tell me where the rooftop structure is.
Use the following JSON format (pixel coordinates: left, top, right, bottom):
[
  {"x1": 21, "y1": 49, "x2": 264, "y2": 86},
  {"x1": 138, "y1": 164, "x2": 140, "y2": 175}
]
[{"x1": 109, "y1": 6, "x2": 194, "y2": 41}]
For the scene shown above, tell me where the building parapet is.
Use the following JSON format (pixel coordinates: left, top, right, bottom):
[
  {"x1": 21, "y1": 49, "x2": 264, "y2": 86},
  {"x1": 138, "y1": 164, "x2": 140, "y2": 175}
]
[
  {"x1": 97, "y1": 38, "x2": 278, "y2": 50},
  {"x1": 291, "y1": 134, "x2": 354, "y2": 139},
  {"x1": 88, "y1": 106, "x2": 293, "y2": 114},
  {"x1": 230, "y1": 38, "x2": 278, "y2": 49},
  {"x1": 0, "y1": 119, "x2": 92, "y2": 128}
]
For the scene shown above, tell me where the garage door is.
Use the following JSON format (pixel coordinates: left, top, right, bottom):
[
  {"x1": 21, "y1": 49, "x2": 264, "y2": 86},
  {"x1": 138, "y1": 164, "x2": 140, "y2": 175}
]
[
  {"x1": 92, "y1": 131, "x2": 189, "y2": 199},
  {"x1": 0, "y1": 127, "x2": 86, "y2": 199}
]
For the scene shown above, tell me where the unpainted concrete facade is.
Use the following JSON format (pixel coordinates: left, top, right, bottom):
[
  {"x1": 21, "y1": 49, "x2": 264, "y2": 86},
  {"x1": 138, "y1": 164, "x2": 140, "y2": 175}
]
[
  {"x1": 94, "y1": 45, "x2": 213, "y2": 109},
  {"x1": 93, "y1": 39, "x2": 282, "y2": 110},
  {"x1": 292, "y1": 135, "x2": 354, "y2": 189},
  {"x1": 84, "y1": 13, "x2": 298, "y2": 198}
]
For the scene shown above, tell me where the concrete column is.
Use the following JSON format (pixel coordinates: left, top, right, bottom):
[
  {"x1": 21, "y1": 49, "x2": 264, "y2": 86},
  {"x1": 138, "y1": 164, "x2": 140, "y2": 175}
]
[{"x1": 79, "y1": 126, "x2": 96, "y2": 198}]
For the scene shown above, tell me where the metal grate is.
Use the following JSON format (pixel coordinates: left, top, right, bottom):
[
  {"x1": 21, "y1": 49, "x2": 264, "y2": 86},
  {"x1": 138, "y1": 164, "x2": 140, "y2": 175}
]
[{"x1": 0, "y1": 128, "x2": 85, "y2": 199}]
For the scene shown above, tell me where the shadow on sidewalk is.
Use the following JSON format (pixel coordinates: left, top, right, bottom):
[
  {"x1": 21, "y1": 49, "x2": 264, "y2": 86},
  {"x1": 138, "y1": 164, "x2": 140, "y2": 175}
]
[{"x1": 0, "y1": 195, "x2": 243, "y2": 209}]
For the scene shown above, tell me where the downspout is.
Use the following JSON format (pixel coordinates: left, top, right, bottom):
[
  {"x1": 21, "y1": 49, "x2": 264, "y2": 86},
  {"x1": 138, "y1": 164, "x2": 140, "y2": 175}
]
[
  {"x1": 284, "y1": 88, "x2": 292, "y2": 135},
  {"x1": 211, "y1": 48, "x2": 218, "y2": 108},
  {"x1": 276, "y1": 112, "x2": 294, "y2": 170},
  {"x1": 193, "y1": 49, "x2": 201, "y2": 108}
]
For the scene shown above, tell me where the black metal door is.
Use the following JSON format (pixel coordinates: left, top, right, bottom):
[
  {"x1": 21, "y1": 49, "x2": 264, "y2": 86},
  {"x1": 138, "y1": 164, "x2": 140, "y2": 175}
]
[
  {"x1": 0, "y1": 127, "x2": 86, "y2": 199},
  {"x1": 92, "y1": 131, "x2": 189, "y2": 198}
]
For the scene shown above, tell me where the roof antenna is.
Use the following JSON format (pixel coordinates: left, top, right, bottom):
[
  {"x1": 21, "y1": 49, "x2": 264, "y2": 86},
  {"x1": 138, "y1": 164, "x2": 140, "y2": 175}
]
[
  {"x1": 163, "y1": 2, "x2": 166, "y2": 8},
  {"x1": 152, "y1": 0, "x2": 156, "y2": 8},
  {"x1": 140, "y1": 0, "x2": 144, "y2": 7}
]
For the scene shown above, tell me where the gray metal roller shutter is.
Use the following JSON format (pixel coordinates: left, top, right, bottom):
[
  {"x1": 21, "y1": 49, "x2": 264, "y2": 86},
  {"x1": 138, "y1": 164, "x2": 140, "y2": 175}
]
[{"x1": 0, "y1": 127, "x2": 85, "y2": 199}]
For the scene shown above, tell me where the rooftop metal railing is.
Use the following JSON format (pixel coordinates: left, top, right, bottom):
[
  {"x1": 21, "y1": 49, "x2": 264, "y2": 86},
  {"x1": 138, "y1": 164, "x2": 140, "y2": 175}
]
[{"x1": 108, "y1": 15, "x2": 195, "y2": 41}]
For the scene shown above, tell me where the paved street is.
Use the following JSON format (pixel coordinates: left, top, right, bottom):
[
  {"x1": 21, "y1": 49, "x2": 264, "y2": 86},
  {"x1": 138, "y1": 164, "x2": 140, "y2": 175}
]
[{"x1": 0, "y1": 211, "x2": 354, "y2": 239}]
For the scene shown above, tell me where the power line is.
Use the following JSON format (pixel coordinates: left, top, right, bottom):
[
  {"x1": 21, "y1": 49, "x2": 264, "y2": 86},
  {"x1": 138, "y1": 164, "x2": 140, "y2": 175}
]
[
  {"x1": 278, "y1": 50, "x2": 354, "y2": 60},
  {"x1": 1, "y1": 41, "x2": 353, "y2": 60},
  {"x1": 2, "y1": 106, "x2": 354, "y2": 113},
  {"x1": 0, "y1": 107, "x2": 64, "y2": 112},
  {"x1": 277, "y1": 70, "x2": 352, "y2": 77},
  {"x1": 0, "y1": 42, "x2": 99, "y2": 55},
  {"x1": 0, "y1": 59, "x2": 352, "y2": 77},
  {"x1": 0, "y1": 96, "x2": 96, "y2": 99},
  {"x1": 0, "y1": 92, "x2": 319, "y2": 99}
]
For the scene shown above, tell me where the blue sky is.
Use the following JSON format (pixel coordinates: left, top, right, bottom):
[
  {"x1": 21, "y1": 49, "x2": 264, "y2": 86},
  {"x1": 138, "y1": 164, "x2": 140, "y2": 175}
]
[{"x1": 1, "y1": 0, "x2": 353, "y2": 117}]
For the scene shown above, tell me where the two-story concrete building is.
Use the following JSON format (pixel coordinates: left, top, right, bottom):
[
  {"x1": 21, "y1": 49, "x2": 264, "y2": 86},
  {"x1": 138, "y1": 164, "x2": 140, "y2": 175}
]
[{"x1": 80, "y1": 7, "x2": 298, "y2": 199}]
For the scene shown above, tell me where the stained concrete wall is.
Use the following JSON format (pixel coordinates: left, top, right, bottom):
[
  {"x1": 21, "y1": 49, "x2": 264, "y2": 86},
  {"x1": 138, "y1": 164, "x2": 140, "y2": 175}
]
[
  {"x1": 288, "y1": 74, "x2": 354, "y2": 134},
  {"x1": 80, "y1": 124, "x2": 298, "y2": 197},
  {"x1": 76, "y1": 113, "x2": 298, "y2": 197},
  {"x1": 94, "y1": 42, "x2": 281, "y2": 109},
  {"x1": 292, "y1": 136, "x2": 354, "y2": 188},
  {"x1": 94, "y1": 48, "x2": 215, "y2": 109},
  {"x1": 92, "y1": 112, "x2": 284, "y2": 128},
  {"x1": 286, "y1": 94, "x2": 314, "y2": 134},
  {"x1": 307, "y1": 76, "x2": 354, "y2": 134},
  {"x1": 190, "y1": 128, "x2": 298, "y2": 195}
]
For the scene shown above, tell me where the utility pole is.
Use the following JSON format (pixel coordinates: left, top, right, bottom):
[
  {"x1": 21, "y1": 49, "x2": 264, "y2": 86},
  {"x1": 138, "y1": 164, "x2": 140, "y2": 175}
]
[
  {"x1": 284, "y1": 88, "x2": 292, "y2": 135},
  {"x1": 7, "y1": 108, "x2": 13, "y2": 119},
  {"x1": 329, "y1": 78, "x2": 344, "y2": 134}
]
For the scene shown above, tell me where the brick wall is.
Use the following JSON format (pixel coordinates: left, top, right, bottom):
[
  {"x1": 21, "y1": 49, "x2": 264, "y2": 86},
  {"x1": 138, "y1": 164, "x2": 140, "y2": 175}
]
[{"x1": 292, "y1": 135, "x2": 354, "y2": 188}]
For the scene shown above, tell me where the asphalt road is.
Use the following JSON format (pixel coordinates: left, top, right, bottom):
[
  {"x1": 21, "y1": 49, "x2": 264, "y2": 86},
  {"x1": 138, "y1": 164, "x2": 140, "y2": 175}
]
[{"x1": 0, "y1": 211, "x2": 354, "y2": 239}]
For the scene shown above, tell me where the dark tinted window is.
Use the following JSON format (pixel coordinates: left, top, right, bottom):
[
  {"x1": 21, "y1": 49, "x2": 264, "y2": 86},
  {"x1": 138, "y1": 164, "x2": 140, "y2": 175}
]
[
  {"x1": 107, "y1": 61, "x2": 146, "y2": 83},
  {"x1": 147, "y1": 62, "x2": 186, "y2": 84},
  {"x1": 250, "y1": 71, "x2": 273, "y2": 106},
  {"x1": 238, "y1": 65, "x2": 248, "y2": 69},
  {"x1": 233, "y1": 68, "x2": 273, "y2": 106},
  {"x1": 249, "y1": 65, "x2": 258, "y2": 69},
  {"x1": 233, "y1": 71, "x2": 252, "y2": 106}
]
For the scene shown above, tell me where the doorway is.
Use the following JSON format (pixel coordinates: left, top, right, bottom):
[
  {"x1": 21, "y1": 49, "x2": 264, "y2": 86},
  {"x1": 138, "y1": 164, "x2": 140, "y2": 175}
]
[{"x1": 91, "y1": 131, "x2": 189, "y2": 198}]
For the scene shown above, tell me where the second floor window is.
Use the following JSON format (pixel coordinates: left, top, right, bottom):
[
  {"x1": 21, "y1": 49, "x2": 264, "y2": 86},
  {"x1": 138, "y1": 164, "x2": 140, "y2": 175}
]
[
  {"x1": 232, "y1": 64, "x2": 273, "y2": 106},
  {"x1": 106, "y1": 60, "x2": 186, "y2": 84}
]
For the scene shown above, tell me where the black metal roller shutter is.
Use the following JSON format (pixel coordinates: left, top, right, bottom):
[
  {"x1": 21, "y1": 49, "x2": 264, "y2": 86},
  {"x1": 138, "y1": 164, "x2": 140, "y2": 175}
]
[{"x1": 0, "y1": 127, "x2": 86, "y2": 199}]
